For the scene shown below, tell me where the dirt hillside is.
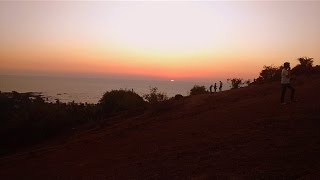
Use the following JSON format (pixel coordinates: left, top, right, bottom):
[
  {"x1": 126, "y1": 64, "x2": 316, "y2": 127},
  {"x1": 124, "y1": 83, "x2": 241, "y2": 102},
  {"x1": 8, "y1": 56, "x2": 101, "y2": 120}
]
[{"x1": 1, "y1": 76, "x2": 320, "y2": 179}]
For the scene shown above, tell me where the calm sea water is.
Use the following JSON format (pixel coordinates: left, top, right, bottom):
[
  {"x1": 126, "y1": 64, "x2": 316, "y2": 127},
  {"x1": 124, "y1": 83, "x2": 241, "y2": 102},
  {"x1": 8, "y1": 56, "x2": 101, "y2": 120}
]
[{"x1": 0, "y1": 75, "x2": 227, "y2": 103}]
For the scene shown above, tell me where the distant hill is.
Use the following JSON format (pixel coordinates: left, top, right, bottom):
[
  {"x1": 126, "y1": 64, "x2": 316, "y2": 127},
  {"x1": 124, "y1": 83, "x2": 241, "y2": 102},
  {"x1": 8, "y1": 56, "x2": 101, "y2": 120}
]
[{"x1": 0, "y1": 75, "x2": 320, "y2": 179}]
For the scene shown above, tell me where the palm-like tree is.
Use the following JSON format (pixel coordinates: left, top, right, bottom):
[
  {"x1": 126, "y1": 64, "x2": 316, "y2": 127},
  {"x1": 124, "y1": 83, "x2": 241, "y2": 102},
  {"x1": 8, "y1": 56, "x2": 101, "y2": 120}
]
[
  {"x1": 292, "y1": 57, "x2": 314, "y2": 75},
  {"x1": 298, "y1": 57, "x2": 314, "y2": 67}
]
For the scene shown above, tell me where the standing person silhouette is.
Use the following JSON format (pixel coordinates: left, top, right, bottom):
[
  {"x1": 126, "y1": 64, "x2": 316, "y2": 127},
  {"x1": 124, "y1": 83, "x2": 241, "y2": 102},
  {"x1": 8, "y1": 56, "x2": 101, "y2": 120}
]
[
  {"x1": 209, "y1": 85, "x2": 213, "y2": 93},
  {"x1": 219, "y1": 81, "x2": 223, "y2": 92},
  {"x1": 214, "y1": 83, "x2": 217, "y2": 92},
  {"x1": 281, "y1": 62, "x2": 295, "y2": 104}
]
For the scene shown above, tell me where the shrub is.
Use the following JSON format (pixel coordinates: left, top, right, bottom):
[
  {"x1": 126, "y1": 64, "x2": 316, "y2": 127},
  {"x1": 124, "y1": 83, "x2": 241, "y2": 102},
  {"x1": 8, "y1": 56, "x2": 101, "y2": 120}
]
[
  {"x1": 0, "y1": 92, "x2": 98, "y2": 155},
  {"x1": 244, "y1": 79, "x2": 251, "y2": 86},
  {"x1": 143, "y1": 87, "x2": 168, "y2": 104},
  {"x1": 227, "y1": 78, "x2": 244, "y2": 89},
  {"x1": 190, "y1": 85, "x2": 207, "y2": 95},
  {"x1": 99, "y1": 89, "x2": 145, "y2": 113},
  {"x1": 258, "y1": 65, "x2": 282, "y2": 83},
  {"x1": 292, "y1": 57, "x2": 314, "y2": 75},
  {"x1": 174, "y1": 94, "x2": 183, "y2": 100},
  {"x1": 313, "y1": 65, "x2": 320, "y2": 74}
]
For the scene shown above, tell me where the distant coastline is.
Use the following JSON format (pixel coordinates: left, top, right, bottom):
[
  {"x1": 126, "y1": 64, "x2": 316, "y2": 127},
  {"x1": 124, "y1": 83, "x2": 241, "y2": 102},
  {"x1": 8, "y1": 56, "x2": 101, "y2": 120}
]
[{"x1": 0, "y1": 75, "x2": 228, "y2": 103}]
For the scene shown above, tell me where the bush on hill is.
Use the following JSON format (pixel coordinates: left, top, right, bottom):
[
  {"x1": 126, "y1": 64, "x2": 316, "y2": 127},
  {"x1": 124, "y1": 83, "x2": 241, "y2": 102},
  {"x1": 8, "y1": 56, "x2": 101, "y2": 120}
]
[
  {"x1": 255, "y1": 65, "x2": 282, "y2": 84},
  {"x1": 99, "y1": 89, "x2": 145, "y2": 113},
  {"x1": 190, "y1": 85, "x2": 207, "y2": 95},
  {"x1": 313, "y1": 65, "x2": 320, "y2": 74},
  {"x1": 0, "y1": 92, "x2": 98, "y2": 155},
  {"x1": 143, "y1": 87, "x2": 168, "y2": 104},
  {"x1": 292, "y1": 57, "x2": 315, "y2": 75},
  {"x1": 174, "y1": 94, "x2": 183, "y2": 100},
  {"x1": 1, "y1": 89, "x2": 147, "y2": 155},
  {"x1": 227, "y1": 78, "x2": 245, "y2": 89}
]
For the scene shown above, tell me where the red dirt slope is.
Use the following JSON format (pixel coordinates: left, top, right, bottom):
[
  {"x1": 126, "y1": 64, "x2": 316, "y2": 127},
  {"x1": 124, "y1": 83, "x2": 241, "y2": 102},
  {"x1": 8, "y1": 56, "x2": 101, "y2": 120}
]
[{"x1": 0, "y1": 76, "x2": 320, "y2": 179}]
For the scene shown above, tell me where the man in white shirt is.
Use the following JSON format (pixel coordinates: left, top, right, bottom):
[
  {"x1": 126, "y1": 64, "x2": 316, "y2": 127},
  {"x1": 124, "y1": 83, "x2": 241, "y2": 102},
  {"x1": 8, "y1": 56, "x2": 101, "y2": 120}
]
[{"x1": 281, "y1": 62, "x2": 295, "y2": 104}]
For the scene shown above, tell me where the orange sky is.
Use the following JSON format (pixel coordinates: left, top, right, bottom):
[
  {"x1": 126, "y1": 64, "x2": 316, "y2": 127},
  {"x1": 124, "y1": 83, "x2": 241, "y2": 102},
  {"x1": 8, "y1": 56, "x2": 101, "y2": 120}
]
[{"x1": 1, "y1": 1, "x2": 320, "y2": 80}]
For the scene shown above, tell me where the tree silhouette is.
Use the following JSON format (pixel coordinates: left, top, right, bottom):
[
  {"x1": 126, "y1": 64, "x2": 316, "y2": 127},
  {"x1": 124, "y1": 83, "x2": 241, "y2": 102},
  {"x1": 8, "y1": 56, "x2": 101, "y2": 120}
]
[
  {"x1": 99, "y1": 90, "x2": 145, "y2": 112},
  {"x1": 292, "y1": 56, "x2": 314, "y2": 75},
  {"x1": 298, "y1": 57, "x2": 314, "y2": 67},
  {"x1": 143, "y1": 87, "x2": 168, "y2": 104},
  {"x1": 190, "y1": 85, "x2": 207, "y2": 95},
  {"x1": 227, "y1": 78, "x2": 244, "y2": 89},
  {"x1": 257, "y1": 65, "x2": 282, "y2": 83}
]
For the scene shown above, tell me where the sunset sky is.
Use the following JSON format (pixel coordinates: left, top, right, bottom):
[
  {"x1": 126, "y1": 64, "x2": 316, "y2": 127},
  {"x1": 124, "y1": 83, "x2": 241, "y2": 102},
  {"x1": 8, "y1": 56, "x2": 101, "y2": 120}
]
[{"x1": 1, "y1": 1, "x2": 320, "y2": 80}]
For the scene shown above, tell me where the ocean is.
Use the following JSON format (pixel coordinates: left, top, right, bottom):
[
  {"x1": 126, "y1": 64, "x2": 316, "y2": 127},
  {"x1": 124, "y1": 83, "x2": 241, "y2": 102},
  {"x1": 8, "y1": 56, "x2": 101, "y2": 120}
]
[{"x1": 0, "y1": 75, "x2": 227, "y2": 104}]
